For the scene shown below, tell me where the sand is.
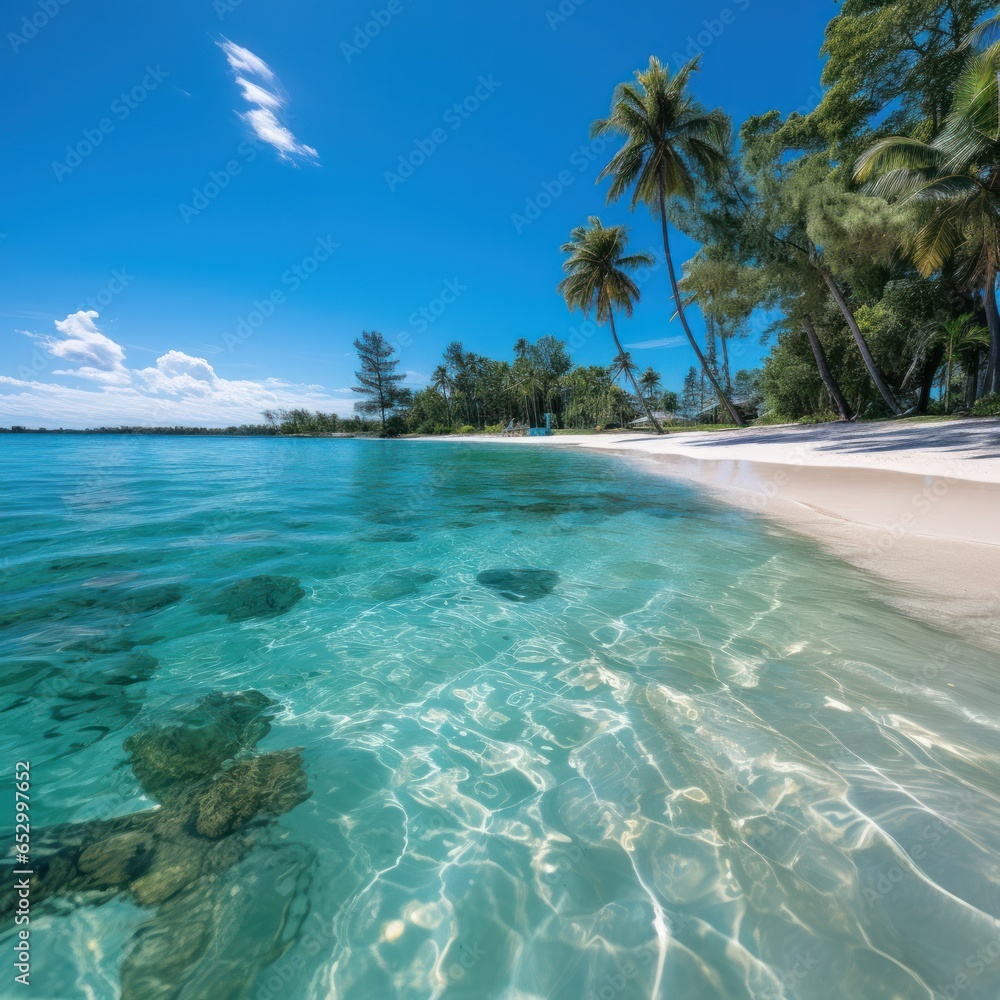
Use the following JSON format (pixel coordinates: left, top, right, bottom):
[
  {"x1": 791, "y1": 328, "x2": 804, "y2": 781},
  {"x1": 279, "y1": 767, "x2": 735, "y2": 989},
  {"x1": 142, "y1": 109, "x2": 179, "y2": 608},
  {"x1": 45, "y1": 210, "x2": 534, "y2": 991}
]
[{"x1": 421, "y1": 419, "x2": 1000, "y2": 649}]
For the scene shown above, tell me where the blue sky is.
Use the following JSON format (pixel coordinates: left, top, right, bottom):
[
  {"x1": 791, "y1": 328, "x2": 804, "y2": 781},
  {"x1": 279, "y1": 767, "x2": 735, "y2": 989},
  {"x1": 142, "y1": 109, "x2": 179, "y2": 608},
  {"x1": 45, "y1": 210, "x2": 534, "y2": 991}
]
[{"x1": 2, "y1": 0, "x2": 831, "y2": 427}]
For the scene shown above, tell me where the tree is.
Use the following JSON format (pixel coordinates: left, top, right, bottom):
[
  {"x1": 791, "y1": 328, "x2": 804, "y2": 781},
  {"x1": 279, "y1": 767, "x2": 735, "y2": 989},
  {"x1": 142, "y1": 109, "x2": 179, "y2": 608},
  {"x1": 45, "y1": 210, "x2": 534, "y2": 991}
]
[
  {"x1": 735, "y1": 126, "x2": 906, "y2": 415},
  {"x1": 591, "y1": 55, "x2": 745, "y2": 425},
  {"x1": 610, "y1": 350, "x2": 639, "y2": 385},
  {"x1": 803, "y1": 314, "x2": 853, "y2": 419},
  {"x1": 352, "y1": 331, "x2": 409, "y2": 428},
  {"x1": 927, "y1": 313, "x2": 989, "y2": 411},
  {"x1": 816, "y1": 0, "x2": 993, "y2": 150},
  {"x1": 557, "y1": 217, "x2": 664, "y2": 433},
  {"x1": 639, "y1": 367, "x2": 662, "y2": 405},
  {"x1": 430, "y1": 364, "x2": 454, "y2": 422},
  {"x1": 855, "y1": 42, "x2": 1000, "y2": 393}
]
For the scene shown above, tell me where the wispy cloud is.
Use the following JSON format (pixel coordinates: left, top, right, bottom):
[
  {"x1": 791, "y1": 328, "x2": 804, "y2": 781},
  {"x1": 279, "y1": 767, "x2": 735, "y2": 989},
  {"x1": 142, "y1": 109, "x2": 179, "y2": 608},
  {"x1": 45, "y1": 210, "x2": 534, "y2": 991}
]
[
  {"x1": 218, "y1": 39, "x2": 275, "y2": 82},
  {"x1": 217, "y1": 38, "x2": 318, "y2": 162},
  {"x1": 624, "y1": 336, "x2": 688, "y2": 350},
  {"x1": 235, "y1": 77, "x2": 283, "y2": 110},
  {"x1": 2, "y1": 311, "x2": 351, "y2": 427},
  {"x1": 242, "y1": 108, "x2": 318, "y2": 160}
]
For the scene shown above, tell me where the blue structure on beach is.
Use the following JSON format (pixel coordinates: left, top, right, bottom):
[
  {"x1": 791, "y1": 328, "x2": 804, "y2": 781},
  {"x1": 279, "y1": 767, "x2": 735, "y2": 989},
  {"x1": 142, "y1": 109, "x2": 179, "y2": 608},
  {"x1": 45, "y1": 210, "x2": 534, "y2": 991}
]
[{"x1": 528, "y1": 413, "x2": 553, "y2": 436}]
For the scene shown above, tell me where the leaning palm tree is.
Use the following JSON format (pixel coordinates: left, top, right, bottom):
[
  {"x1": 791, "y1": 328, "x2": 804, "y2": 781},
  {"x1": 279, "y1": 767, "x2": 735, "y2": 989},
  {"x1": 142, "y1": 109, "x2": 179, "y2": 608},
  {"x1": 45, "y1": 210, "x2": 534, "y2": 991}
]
[
  {"x1": 592, "y1": 55, "x2": 745, "y2": 425},
  {"x1": 856, "y1": 45, "x2": 1000, "y2": 394},
  {"x1": 558, "y1": 217, "x2": 664, "y2": 433}
]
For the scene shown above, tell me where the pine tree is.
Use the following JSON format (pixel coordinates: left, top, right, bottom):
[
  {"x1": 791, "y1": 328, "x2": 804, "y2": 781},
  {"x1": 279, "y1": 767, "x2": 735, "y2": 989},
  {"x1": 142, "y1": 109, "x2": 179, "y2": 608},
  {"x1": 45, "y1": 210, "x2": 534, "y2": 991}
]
[{"x1": 352, "y1": 331, "x2": 409, "y2": 428}]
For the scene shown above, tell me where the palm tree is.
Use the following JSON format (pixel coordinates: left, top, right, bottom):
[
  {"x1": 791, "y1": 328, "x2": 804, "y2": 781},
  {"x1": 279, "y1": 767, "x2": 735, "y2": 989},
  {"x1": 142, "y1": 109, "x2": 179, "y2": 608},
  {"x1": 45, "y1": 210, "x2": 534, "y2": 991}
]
[
  {"x1": 591, "y1": 55, "x2": 745, "y2": 426},
  {"x1": 638, "y1": 367, "x2": 663, "y2": 406},
  {"x1": 927, "y1": 313, "x2": 989, "y2": 412},
  {"x1": 855, "y1": 45, "x2": 1000, "y2": 394},
  {"x1": 430, "y1": 364, "x2": 454, "y2": 422},
  {"x1": 610, "y1": 350, "x2": 638, "y2": 382},
  {"x1": 557, "y1": 217, "x2": 664, "y2": 433}
]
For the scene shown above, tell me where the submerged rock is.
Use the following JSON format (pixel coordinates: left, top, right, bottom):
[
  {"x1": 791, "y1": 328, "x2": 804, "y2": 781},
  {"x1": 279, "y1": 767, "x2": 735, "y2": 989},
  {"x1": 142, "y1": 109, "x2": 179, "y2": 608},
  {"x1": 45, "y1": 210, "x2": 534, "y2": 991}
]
[
  {"x1": 369, "y1": 569, "x2": 438, "y2": 601},
  {"x1": 124, "y1": 689, "x2": 276, "y2": 804},
  {"x1": 476, "y1": 568, "x2": 560, "y2": 602},
  {"x1": 0, "y1": 689, "x2": 312, "y2": 999},
  {"x1": 201, "y1": 575, "x2": 306, "y2": 621},
  {"x1": 111, "y1": 584, "x2": 185, "y2": 615},
  {"x1": 0, "y1": 580, "x2": 182, "y2": 632},
  {"x1": 64, "y1": 630, "x2": 161, "y2": 655}
]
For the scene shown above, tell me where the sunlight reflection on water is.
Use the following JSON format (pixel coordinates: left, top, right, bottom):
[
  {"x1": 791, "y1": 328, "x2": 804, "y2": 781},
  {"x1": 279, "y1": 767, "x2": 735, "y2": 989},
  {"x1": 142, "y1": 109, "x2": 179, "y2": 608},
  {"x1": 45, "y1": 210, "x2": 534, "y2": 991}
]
[{"x1": 1, "y1": 436, "x2": 999, "y2": 999}]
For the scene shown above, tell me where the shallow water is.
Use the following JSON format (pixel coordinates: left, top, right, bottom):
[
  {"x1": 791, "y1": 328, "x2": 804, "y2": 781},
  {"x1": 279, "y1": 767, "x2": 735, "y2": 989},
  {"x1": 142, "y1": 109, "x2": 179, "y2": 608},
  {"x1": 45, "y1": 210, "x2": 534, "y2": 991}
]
[{"x1": 1, "y1": 435, "x2": 999, "y2": 1000}]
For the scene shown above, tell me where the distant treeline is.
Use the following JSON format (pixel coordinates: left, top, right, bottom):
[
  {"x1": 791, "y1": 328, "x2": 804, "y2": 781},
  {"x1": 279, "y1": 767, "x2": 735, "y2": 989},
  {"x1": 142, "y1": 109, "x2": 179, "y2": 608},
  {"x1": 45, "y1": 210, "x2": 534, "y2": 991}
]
[
  {"x1": 1, "y1": 415, "x2": 382, "y2": 436},
  {"x1": 2, "y1": 424, "x2": 282, "y2": 436}
]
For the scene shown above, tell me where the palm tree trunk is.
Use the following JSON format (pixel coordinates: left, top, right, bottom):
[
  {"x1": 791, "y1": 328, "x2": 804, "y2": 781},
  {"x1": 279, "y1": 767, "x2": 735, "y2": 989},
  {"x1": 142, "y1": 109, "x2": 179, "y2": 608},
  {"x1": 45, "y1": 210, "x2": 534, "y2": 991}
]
[
  {"x1": 658, "y1": 196, "x2": 745, "y2": 426},
  {"x1": 803, "y1": 315, "x2": 852, "y2": 420},
  {"x1": 608, "y1": 310, "x2": 663, "y2": 433},
  {"x1": 984, "y1": 269, "x2": 1000, "y2": 395},
  {"x1": 966, "y1": 350, "x2": 981, "y2": 408},
  {"x1": 917, "y1": 344, "x2": 944, "y2": 414},
  {"x1": 819, "y1": 267, "x2": 902, "y2": 415}
]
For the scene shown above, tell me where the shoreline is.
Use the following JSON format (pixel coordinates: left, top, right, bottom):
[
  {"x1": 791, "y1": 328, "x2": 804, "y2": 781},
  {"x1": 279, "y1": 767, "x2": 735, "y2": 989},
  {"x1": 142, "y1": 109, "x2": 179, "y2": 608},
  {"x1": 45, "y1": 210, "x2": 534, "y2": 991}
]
[{"x1": 417, "y1": 419, "x2": 1000, "y2": 650}]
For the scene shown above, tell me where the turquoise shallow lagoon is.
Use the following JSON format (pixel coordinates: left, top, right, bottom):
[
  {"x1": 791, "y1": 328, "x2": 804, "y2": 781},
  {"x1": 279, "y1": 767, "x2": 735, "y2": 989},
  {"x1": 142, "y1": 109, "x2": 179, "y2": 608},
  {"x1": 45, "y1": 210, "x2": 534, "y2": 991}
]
[{"x1": 2, "y1": 436, "x2": 1000, "y2": 999}]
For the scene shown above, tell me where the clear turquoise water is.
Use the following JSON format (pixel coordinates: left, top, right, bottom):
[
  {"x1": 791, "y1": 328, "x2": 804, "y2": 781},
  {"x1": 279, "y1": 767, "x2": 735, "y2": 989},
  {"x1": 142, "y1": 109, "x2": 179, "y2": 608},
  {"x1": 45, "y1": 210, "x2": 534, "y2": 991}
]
[{"x1": 2, "y1": 436, "x2": 1000, "y2": 1000}]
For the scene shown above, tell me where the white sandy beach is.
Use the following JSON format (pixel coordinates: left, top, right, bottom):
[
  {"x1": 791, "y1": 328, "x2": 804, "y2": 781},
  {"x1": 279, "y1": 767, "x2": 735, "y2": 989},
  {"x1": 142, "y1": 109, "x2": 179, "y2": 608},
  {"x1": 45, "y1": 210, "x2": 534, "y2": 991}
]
[{"x1": 425, "y1": 419, "x2": 1000, "y2": 648}]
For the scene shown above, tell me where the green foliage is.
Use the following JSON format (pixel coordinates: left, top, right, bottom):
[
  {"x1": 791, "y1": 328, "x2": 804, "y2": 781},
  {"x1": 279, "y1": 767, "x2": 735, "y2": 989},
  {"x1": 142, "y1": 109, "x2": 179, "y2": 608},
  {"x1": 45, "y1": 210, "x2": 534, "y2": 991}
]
[
  {"x1": 972, "y1": 392, "x2": 1000, "y2": 415},
  {"x1": 380, "y1": 415, "x2": 409, "y2": 438},
  {"x1": 759, "y1": 336, "x2": 828, "y2": 421}
]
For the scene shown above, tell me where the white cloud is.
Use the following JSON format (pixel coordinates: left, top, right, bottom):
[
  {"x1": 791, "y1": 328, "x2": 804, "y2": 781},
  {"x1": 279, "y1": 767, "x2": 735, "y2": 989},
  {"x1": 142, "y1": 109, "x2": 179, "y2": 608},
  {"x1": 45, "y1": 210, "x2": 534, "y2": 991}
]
[
  {"x1": 624, "y1": 336, "x2": 688, "y2": 350},
  {"x1": 1, "y1": 312, "x2": 352, "y2": 428},
  {"x1": 242, "y1": 108, "x2": 318, "y2": 160},
  {"x1": 235, "y1": 76, "x2": 283, "y2": 110},
  {"x1": 218, "y1": 39, "x2": 275, "y2": 82},
  {"x1": 37, "y1": 310, "x2": 131, "y2": 384},
  {"x1": 217, "y1": 38, "x2": 318, "y2": 163}
]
